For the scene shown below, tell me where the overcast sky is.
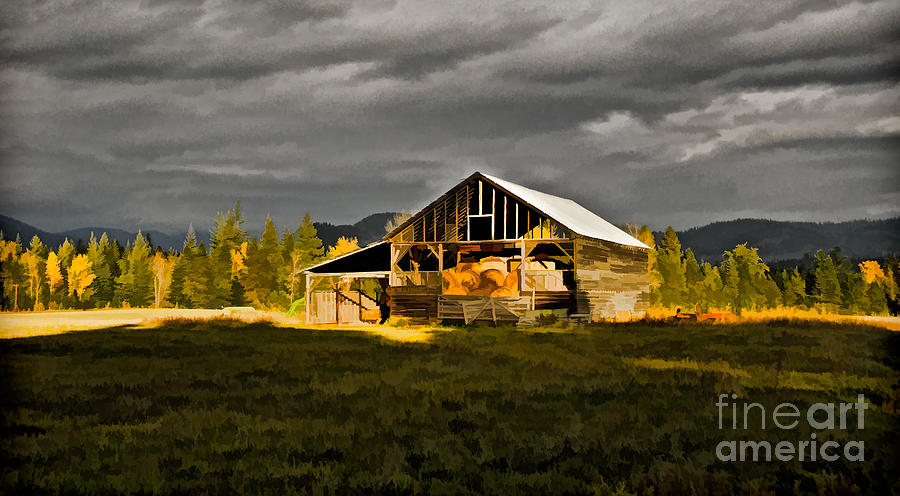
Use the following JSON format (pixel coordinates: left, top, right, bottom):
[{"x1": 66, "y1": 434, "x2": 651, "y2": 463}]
[{"x1": 1, "y1": 0, "x2": 898, "y2": 234}]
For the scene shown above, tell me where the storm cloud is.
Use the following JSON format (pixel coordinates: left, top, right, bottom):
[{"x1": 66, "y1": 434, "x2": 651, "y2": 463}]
[{"x1": 1, "y1": 0, "x2": 898, "y2": 234}]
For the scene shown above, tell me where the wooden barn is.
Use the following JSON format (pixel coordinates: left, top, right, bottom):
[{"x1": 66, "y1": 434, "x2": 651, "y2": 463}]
[{"x1": 302, "y1": 172, "x2": 650, "y2": 325}]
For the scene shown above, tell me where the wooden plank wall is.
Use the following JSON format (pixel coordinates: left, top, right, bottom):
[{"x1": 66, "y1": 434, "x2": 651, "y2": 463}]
[
  {"x1": 386, "y1": 288, "x2": 439, "y2": 323},
  {"x1": 573, "y1": 236, "x2": 650, "y2": 320}
]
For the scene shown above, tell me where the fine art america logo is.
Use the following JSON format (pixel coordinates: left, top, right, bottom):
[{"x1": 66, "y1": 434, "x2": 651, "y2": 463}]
[{"x1": 715, "y1": 394, "x2": 867, "y2": 462}]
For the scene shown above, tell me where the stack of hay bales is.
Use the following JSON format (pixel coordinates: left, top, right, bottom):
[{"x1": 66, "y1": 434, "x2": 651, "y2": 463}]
[{"x1": 442, "y1": 257, "x2": 519, "y2": 297}]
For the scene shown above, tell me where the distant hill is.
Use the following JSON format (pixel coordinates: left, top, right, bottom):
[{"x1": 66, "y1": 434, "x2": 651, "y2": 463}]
[
  {"x1": 0, "y1": 214, "x2": 183, "y2": 251},
  {"x1": 314, "y1": 213, "x2": 396, "y2": 247},
  {"x1": 0, "y1": 213, "x2": 399, "y2": 252},
  {"x1": 667, "y1": 218, "x2": 900, "y2": 263}
]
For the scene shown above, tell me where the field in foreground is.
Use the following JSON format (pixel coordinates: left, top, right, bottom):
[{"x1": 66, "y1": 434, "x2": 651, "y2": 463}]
[{"x1": 1, "y1": 320, "x2": 899, "y2": 495}]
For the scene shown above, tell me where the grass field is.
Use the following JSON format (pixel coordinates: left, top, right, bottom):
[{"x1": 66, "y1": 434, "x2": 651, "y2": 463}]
[{"x1": 1, "y1": 318, "x2": 898, "y2": 495}]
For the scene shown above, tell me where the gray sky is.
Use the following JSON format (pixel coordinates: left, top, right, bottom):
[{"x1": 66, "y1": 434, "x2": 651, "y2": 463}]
[{"x1": 1, "y1": 0, "x2": 898, "y2": 233}]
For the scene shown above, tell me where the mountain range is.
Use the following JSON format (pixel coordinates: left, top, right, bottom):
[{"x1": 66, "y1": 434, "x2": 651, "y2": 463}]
[
  {"x1": 0, "y1": 213, "x2": 396, "y2": 253},
  {"x1": 2, "y1": 214, "x2": 898, "y2": 263}
]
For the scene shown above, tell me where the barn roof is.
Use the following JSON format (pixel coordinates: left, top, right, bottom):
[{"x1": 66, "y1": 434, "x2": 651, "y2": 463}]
[
  {"x1": 302, "y1": 241, "x2": 391, "y2": 275},
  {"x1": 384, "y1": 172, "x2": 649, "y2": 249},
  {"x1": 480, "y1": 173, "x2": 650, "y2": 248}
]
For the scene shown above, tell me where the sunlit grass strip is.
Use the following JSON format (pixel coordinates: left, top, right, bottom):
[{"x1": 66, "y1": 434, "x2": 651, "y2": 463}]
[{"x1": 623, "y1": 357, "x2": 751, "y2": 377}]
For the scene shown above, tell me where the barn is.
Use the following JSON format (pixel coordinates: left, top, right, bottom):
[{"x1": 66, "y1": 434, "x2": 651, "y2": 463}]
[{"x1": 302, "y1": 172, "x2": 650, "y2": 325}]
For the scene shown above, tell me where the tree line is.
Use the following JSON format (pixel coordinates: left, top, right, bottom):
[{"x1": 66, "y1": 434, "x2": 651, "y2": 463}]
[
  {"x1": 629, "y1": 225, "x2": 898, "y2": 315},
  {"x1": 1, "y1": 209, "x2": 896, "y2": 316},
  {"x1": 0, "y1": 203, "x2": 361, "y2": 312}
]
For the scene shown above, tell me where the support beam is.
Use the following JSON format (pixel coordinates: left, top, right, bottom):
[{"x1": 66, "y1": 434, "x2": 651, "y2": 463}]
[{"x1": 305, "y1": 273, "x2": 311, "y2": 324}]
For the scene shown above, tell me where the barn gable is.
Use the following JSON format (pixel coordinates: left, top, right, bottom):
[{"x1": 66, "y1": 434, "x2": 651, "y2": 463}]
[{"x1": 385, "y1": 172, "x2": 648, "y2": 248}]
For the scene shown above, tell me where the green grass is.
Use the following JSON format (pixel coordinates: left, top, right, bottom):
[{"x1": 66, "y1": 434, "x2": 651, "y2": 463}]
[{"x1": 1, "y1": 319, "x2": 898, "y2": 495}]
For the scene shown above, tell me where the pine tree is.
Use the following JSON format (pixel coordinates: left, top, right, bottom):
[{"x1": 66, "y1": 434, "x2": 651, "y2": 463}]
[
  {"x1": 814, "y1": 251, "x2": 842, "y2": 306},
  {"x1": 682, "y1": 249, "x2": 702, "y2": 309},
  {"x1": 246, "y1": 215, "x2": 287, "y2": 309},
  {"x1": 295, "y1": 213, "x2": 324, "y2": 265},
  {"x1": 780, "y1": 268, "x2": 807, "y2": 307},
  {"x1": 168, "y1": 227, "x2": 197, "y2": 308},
  {"x1": 87, "y1": 233, "x2": 115, "y2": 307},
  {"x1": 208, "y1": 202, "x2": 247, "y2": 308},
  {"x1": 0, "y1": 236, "x2": 25, "y2": 311},
  {"x1": 57, "y1": 238, "x2": 75, "y2": 271},
  {"x1": 697, "y1": 262, "x2": 724, "y2": 311},
  {"x1": 863, "y1": 282, "x2": 888, "y2": 315},
  {"x1": 720, "y1": 244, "x2": 775, "y2": 313},
  {"x1": 116, "y1": 232, "x2": 154, "y2": 307},
  {"x1": 184, "y1": 242, "x2": 214, "y2": 308},
  {"x1": 653, "y1": 227, "x2": 686, "y2": 308}
]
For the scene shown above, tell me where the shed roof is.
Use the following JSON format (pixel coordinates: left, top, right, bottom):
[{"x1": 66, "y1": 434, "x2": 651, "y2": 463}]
[{"x1": 302, "y1": 241, "x2": 391, "y2": 274}]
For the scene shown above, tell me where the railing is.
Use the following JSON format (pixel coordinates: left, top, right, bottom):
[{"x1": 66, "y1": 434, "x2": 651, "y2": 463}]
[
  {"x1": 521, "y1": 269, "x2": 569, "y2": 292},
  {"x1": 393, "y1": 271, "x2": 441, "y2": 288}
]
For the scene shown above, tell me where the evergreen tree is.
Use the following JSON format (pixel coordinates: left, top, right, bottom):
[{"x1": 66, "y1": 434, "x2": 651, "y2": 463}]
[
  {"x1": 653, "y1": 227, "x2": 686, "y2": 307},
  {"x1": 720, "y1": 244, "x2": 776, "y2": 313},
  {"x1": 168, "y1": 227, "x2": 198, "y2": 308},
  {"x1": 863, "y1": 282, "x2": 888, "y2": 315},
  {"x1": 116, "y1": 232, "x2": 154, "y2": 307},
  {"x1": 87, "y1": 233, "x2": 115, "y2": 308},
  {"x1": 281, "y1": 227, "x2": 295, "y2": 265},
  {"x1": 106, "y1": 239, "x2": 124, "y2": 307},
  {"x1": 0, "y1": 237, "x2": 26, "y2": 311},
  {"x1": 245, "y1": 216, "x2": 286, "y2": 309},
  {"x1": 697, "y1": 262, "x2": 724, "y2": 312},
  {"x1": 814, "y1": 251, "x2": 842, "y2": 306},
  {"x1": 184, "y1": 242, "x2": 215, "y2": 308},
  {"x1": 208, "y1": 202, "x2": 247, "y2": 308},
  {"x1": 828, "y1": 247, "x2": 863, "y2": 310},
  {"x1": 780, "y1": 268, "x2": 807, "y2": 307},
  {"x1": 295, "y1": 213, "x2": 324, "y2": 265},
  {"x1": 682, "y1": 248, "x2": 702, "y2": 309},
  {"x1": 289, "y1": 213, "x2": 325, "y2": 300}
]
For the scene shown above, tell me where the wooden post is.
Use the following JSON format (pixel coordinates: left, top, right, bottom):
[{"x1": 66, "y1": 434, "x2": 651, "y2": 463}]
[
  {"x1": 520, "y1": 238, "x2": 526, "y2": 297},
  {"x1": 515, "y1": 203, "x2": 519, "y2": 239},
  {"x1": 490, "y1": 188, "x2": 495, "y2": 240},
  {"x1": 503, "y1": 196, "x2": 507, "y2": 240},
  {"x1": 305, "y1": 273, "x2": 311, "y2": 324},
  {"x1": 335, "y1": 287, "x2": 340, "y2": 325},
  {"x1": 358, "y1": 289, "x2": 362, "y2": 322}
]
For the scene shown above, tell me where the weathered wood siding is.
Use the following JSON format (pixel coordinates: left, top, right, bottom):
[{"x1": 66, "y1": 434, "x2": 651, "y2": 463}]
[
  {"x1": 574, "y1": 236, "x2": 650, "y2": 320},
  {"x1": 386, "y1": 287, "x2": 439, "y2": 323}
]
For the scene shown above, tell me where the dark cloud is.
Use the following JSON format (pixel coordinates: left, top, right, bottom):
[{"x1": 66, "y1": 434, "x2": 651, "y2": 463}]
[{"x1": 1, "y1": 0, "x2": 898, "y2": 234}]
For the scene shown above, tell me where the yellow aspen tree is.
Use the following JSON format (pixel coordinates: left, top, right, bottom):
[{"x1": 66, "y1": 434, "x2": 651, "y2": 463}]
[
  {"x1": 46, "y1": 252, "x2": 64, "y2": 292},
  {"x1": 0, "y1": 240, "x2": 17, "y2": 261},
  {"x1": 859, "y1": 261, "x2": 886, "y2": 285},
  {"x1": 19, "y1": 251, "x2": 40, "y2": 302},
  {"x1": 230, "y1": 241, "x2": 248, "y2": 278},
  {"x1": 67, "y1": 254, "x2": 96, "y2": 300},
  {"x1": 326, "y1": 236, "x2": 359, "y2": 259},
  {"x1": 152, "y1": 252, "x2": 174, "y2": 308}
]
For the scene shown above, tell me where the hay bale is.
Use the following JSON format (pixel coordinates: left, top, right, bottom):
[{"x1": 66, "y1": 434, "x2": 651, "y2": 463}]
[
  {"x1": 490, "y1": 287, "x2": 514, "y2": 297},
  {"x1": 456, "y1": 269, "x2": 480, "y2": 290},
  {"x1": 504, "y1": 270, "x2": 519, "y2": 291},
  {"x1": 479, "y1": 269, "x2": 505, "y2": 289}
]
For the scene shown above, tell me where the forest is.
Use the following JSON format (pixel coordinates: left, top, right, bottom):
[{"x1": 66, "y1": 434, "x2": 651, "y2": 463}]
[{"x1": 0, "y1": 203, "x2": 897, "y2": 316}]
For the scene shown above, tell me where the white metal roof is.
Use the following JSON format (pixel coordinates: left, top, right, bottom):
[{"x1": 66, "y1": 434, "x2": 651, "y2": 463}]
[{"x1": 482, "y1": 173, "x2": 650, "y2": 249}]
